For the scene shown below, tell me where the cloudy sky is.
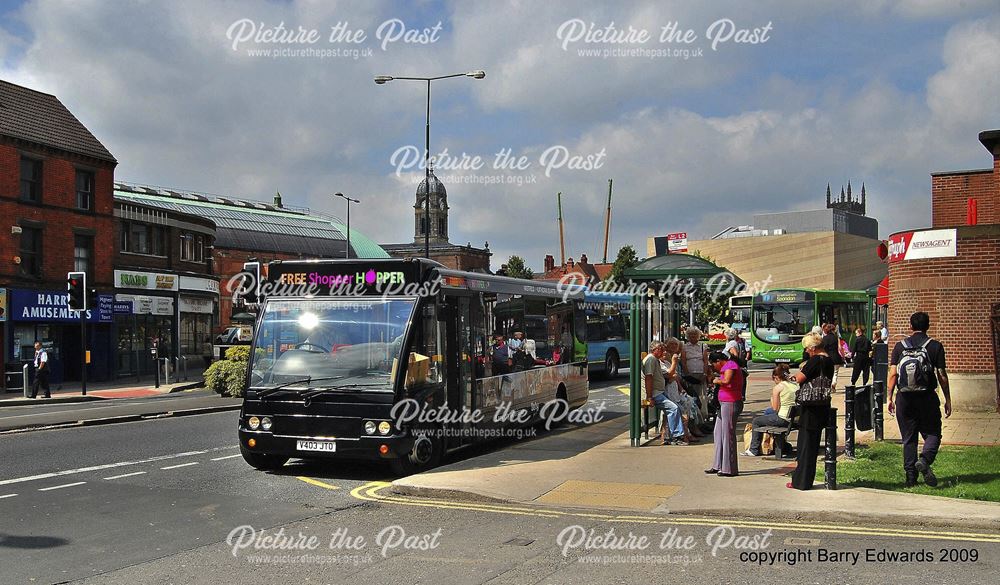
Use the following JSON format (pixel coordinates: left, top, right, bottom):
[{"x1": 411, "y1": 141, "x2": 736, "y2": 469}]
[{"x1": 2, "y1": 0, "x2": 998, "y2": 269}]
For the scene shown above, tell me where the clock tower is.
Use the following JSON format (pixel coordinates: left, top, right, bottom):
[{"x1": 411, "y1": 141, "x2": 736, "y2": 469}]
[{"x1": 414, "y1": 167, "x2": 449, "y2": 244}]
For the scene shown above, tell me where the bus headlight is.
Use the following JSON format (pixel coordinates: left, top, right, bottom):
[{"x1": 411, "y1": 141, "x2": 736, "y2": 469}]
[
  {"x1": 378, "y1": 421, "x2": 392, "y2": 435},
  {"x1": 248, "y1": 416, "x2": 261, "y2": 430},
  {"x1": 364, "y1": 420, "x2": 377, "y2": 435},
  {"x1": 261, "y1": 417, "x2": 273, "y2": 431}
]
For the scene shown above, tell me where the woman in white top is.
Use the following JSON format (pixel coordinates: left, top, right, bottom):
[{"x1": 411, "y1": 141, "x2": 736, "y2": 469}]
[{"x1": 681, "y1": 327, "x2": 711, "y2": 419}]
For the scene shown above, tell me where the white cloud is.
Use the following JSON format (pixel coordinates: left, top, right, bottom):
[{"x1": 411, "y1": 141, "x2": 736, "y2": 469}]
[{"x1": 1, "y1": 1, "x2": 997, "y2": 272}]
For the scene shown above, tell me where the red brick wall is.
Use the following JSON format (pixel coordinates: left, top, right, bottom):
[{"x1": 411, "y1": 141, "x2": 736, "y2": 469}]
[
  {"x1": 932, "y1": 170, "x2": 997, "y2": 227},
  {"x1": 215, "y1": 248, "x2": 307, "y2": 333},
  {"x1": 887, "y1": 228, "x2": 1000, "y2": 374},
  {"x1": 0, "y1": 140, "x2": 116, "y2": 290}
]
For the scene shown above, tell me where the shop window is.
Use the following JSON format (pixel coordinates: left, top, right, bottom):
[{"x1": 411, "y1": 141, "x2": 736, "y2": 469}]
[
  {"x1": 19, "y1": 226, "x2": 43, "y2": 278},
  {"x1": 74, "y1": 234, "x2": 94, "y2": 274},
  {"x1": 75, "y1": 170, "x2": 94, "y2": 211},
  {"x1": 20, "y1": 157, "x2": 42, "y2": 203}
]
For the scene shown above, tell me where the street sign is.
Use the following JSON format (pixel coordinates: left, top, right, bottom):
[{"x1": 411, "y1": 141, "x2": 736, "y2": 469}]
[{"x1": 667, "y1": 232, "x2": 688, "y2": 253}]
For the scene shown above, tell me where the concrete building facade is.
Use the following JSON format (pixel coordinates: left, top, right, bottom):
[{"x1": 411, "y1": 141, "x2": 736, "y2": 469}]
[{"x1": 648, "y1": 189, "x2": 886, "y2": 291}]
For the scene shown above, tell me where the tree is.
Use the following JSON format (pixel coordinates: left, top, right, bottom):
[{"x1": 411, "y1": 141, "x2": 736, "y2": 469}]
[
  {"x1": 604, "y1": 245, "x2": 640, "y2": 285},
  {"x1": 687, "y1": 250, "x2": 731, "y2": 328},
  {"x1": 503, "y1": 255, "x2": 534, "y2": 280}
]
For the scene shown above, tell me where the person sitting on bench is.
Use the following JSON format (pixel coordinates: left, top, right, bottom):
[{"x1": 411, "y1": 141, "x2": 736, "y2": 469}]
[{"x1": 742, "y1": 364, "x2": 797, "y2": 456}]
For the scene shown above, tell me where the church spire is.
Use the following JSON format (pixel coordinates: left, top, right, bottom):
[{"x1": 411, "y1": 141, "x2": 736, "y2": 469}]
[
  {"x1": 826, "y1": 183, "x2": 831, "y2": 206},
  {"x1": 840, "y1": 185, "x2": 845, "y2": 202},
  {"x1": 847, "y1": 180, "x2": 853, "y2": 202},
  {"x1": 861, "y1": 182, "x2": 866, "y2": 214}
]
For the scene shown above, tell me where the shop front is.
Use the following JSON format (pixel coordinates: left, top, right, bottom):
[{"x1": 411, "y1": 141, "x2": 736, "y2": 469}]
[
  {"x1": 4, "y1": 288, "x2": 115, "y2": 385},
  {"x1": 113, "y1": 270, "x2": 218, "y2": 378},
  {"x1": 178, "y1": 275, "x2": 219, "y2": 371}
]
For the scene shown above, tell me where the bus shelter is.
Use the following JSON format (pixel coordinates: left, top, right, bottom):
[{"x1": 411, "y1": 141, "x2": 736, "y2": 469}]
[{"x1": 624, "y1": 253, "x2": 741, "y2": 446}]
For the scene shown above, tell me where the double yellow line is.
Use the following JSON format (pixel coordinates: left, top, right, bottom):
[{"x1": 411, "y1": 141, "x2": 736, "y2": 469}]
[{"x1": 343, "y1": 481, "x2": 1000, "y2": 544}]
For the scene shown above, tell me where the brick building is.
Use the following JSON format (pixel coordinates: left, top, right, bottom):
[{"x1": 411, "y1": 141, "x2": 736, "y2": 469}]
[
  {"x1": 1, "y1": 79, "x2": 118, "y2": 386},
  {"x1": 535, "y1": 254, "x2": 612, "y2": 284},
  {"x1": 113, "y1": 183, "x2": 391, "y2": 335},
  {"x1": 887, "y1": 130, "x2": 1000, "y2": 411},
  {"x1": 112, "y1": 197, "x2": 218, "y2": 377}
]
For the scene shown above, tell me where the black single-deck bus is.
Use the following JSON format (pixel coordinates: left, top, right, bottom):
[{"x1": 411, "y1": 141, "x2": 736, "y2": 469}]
[{"x1": 236, "y1": 258, "x2": 589, "y2": 474}]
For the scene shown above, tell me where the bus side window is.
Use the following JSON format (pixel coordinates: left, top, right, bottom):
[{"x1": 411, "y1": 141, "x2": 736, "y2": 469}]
[{"x1": 406, "y1": 301, "x2": 443, "y2": 388}]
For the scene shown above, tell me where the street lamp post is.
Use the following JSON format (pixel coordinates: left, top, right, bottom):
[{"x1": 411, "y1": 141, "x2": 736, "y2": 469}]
[
  {"x1": 335, "y1": 192, "x2": 360, "y2": 259},
  {"x1": 375, "y1": 70, "x2": 486, "y2": 259}
]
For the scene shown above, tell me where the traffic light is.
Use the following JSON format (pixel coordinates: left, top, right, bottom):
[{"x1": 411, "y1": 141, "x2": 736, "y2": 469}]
[
  {"x1": 238, "y1": 261, "x2": 261, "y2": 305},
  {"x1": 67, "y1": 271, "x2": 87, "y2": 311}
]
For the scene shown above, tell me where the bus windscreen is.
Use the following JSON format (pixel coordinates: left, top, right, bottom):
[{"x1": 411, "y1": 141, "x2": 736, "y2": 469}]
[
  {"x1": 753, "y1": 301, "x2": 814, "y2": 344},
  {"x1": 250, "y1": 298, "x2": 415, "y2": 392}
]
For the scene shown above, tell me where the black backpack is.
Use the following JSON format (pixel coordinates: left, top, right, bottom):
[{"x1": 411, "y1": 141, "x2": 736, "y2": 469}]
[
  {"x1": 897, "y1": 338, "x2": 937, "y2": 392},
  {"x1": 732, "y1": 340, "x2": 748, "y2": 368}
]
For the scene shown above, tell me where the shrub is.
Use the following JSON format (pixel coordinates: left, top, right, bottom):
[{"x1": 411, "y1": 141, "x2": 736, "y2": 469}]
[
  {"x1": 223, "y1": 345, "x2": 252, "y2": 362},
  {"x1": 204, "y1": 346, "x2": 251, "y2": 397}
]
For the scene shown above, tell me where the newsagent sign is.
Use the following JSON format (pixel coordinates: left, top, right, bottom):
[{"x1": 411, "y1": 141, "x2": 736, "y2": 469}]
[{"x1": 887, "y1": 229, "x2": 957, "y2": 263}]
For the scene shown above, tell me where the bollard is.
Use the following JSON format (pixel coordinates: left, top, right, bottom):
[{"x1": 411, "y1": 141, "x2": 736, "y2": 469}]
[
  {"x1": 844, "y1": 385, "x2": 856, "y2": 459},
  {"x1": 181, "y1": 356, "x2": 189, "y2": 381},
  {"x1": 154, "y1": 357, "x2": 160, "y2": 389},
  {"x1": 163, "y1": 358, "x2": 170, "y2": 386},
  {"x1": 824, "y1": 407, "x2": 838, "y2": 490},
  {"x1": 873, "y1": 380, "x2": 884, "y2": 442},
  {"x1": 22, "y1": 363, "x2": 29, "y2": 398}
]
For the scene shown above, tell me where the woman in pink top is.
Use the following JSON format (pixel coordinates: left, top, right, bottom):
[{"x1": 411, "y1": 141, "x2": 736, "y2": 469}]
[{"x1": 705, "y1": 351, "x2": 744, "y2": 477}]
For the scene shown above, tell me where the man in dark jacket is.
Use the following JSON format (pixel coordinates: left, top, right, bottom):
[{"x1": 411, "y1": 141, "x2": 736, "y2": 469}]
[{"x1": 850, "y1": 326, "x2": 873, "y2": 386}]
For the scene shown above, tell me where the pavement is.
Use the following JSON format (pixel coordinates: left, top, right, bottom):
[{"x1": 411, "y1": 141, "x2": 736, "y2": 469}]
[
  {"x1": 0, "y1": 376, "x2": 243, "y2": 432},
  {"x1": 393, "y1": 372, "x2": 1000, "y2": 532}
]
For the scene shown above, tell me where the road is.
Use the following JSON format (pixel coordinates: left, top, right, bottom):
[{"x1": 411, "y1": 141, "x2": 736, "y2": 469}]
[
  {"x1": 0, "y1": 390, "x2": 240, "y2": 432},
  {"x1": 0, "y1": 376, "x2": 995, "y2": 584}
]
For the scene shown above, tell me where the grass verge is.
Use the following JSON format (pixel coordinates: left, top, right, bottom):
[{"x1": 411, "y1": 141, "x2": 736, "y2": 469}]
[{"x1": 818, "y1": 441, "x2": 1000, "y2": 502}]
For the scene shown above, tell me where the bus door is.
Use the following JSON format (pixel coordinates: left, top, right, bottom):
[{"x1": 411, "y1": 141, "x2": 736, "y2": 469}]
[
  {"x1": 444, "y1": 295, "x2": 478, "y2": 445},
  {"x1": 546, "y1": 301, "x2": 578, "y2": 364}
]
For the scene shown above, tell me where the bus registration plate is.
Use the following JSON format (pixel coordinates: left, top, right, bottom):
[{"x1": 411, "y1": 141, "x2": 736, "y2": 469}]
[{"x1": 296, "y1": 440, "x2": 336, "y2": 452}]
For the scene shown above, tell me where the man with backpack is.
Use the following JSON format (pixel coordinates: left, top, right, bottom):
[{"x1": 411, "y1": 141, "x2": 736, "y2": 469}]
[{"x1": 887, "y1": 312, "x2": 952, "y2": 488}]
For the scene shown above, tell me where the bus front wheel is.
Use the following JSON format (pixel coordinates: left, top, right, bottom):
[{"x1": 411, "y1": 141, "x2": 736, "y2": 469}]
[
  {"x1": 240, "y1": 444, "x2": 289, "y2": 471},
  {"x1": 390, "y1": 433, "x2": 441, "y2": 476},
  {"x1": 604, "y1": 351, "x2": 620, "y2": 379}
]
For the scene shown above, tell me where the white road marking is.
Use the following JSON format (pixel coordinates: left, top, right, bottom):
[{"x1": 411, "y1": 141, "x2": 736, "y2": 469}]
[
  {"x1": 0, "y1": 493, "x2": 18, "y2": 499},
  {"x1": 210, "y1": 454, "x2": 242, "y2": 461},
  {"x1": 38, "y1": 481, "x2": 87, "y2": 492},
  {"x1": 161, "y1": 462, "x2": 199, "y2": 470},
  {"x1": 0, "y1": 446, "x2": 236, "y2": 487},
  {"x1": 104, "y1": 471, "x2": 147, "y2": 480}
]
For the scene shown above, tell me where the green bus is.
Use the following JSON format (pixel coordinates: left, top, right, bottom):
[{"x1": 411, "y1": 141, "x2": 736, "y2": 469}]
[{"x1": 751, "y1": 289, "x2": 870, "y2": 363}]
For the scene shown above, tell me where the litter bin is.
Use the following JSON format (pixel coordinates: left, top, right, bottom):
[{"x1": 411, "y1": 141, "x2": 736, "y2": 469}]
[
  {"x1": 4, "y1": 370, "x2": 24, "y2": 393},
  {"x1": 853, "y1": 384, "x2": 873, "y2": 431}
]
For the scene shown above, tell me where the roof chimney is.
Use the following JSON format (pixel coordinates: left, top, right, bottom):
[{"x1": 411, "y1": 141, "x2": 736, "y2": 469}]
[
  {"x1": 567, "y1": 257, "x2": 575, "y2": 267},
  {"x1": 544, "y1": 254, "x2": 555, "y2": 272},
  {"x1": 579, "y1": 253, "x2": 588, "y2": 264},
  {"x1": 274, "y1": 191, "x2": 283, "y2": 208}
]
